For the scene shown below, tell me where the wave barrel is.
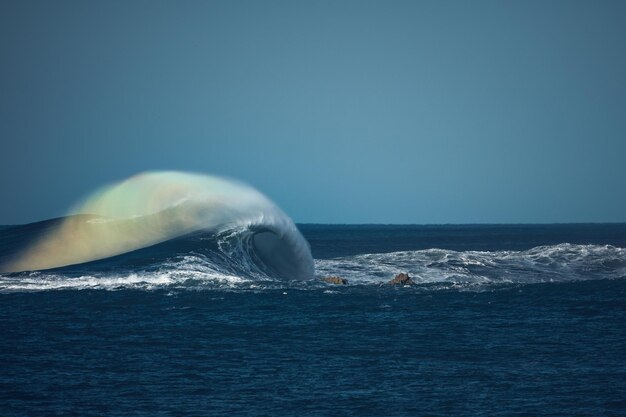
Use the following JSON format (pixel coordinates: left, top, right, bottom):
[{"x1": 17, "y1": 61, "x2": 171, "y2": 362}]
[{"x1": 0, "y1": 171, "x2": 315, "y2": 280}]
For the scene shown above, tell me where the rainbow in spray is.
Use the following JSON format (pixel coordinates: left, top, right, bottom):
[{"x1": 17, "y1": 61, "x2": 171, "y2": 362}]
[{"x1": 1, "y1": 171, "x2": 314, "y2": 279}]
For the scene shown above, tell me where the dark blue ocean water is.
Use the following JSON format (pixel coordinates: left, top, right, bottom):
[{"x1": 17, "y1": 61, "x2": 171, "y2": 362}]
[{"x1": 1, "y1": 224, "x2": 626, "y2": 416}]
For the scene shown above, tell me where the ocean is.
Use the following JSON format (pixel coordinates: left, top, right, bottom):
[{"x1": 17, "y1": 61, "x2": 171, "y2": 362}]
[{"x1": 1, "y1": 223, "x2": 625, "y2": 416}]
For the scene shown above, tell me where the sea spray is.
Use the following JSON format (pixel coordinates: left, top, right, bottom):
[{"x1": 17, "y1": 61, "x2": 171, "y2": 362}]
[{"x1": 0, "y1": 171, "x2": 314, "y2": 279}]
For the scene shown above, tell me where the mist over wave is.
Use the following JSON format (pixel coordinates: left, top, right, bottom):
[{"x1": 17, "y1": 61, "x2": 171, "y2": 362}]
[{"x1": 0, "y1": 171, "x2": 315, "y2": 281}]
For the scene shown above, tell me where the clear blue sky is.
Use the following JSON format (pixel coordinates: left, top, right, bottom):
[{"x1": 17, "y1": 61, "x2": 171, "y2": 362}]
[{"x1": 1, "y1": 0, "x2": 625, "y2": 224}]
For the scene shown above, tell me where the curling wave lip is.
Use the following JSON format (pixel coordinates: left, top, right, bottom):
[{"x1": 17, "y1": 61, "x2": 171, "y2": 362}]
[{"x1": 1, "y1": 171, "x2": 315, "y2": 279}]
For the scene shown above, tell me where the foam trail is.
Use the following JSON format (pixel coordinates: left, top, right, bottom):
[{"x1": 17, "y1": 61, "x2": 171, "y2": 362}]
[
  {"x1": 1, "y1": 171, "x2": 314, "y2": 279},
  {"x1": 315, "y1": 244, "x2": 626, "y2": 285}
]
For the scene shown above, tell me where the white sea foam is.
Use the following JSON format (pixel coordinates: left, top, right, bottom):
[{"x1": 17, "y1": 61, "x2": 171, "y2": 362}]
[
  {"x1": 315, "y1": 244, "x2": 626, "y2": 285},
  {"x1": 0, "y1": 253, "x2": 251, "y2": 292}
]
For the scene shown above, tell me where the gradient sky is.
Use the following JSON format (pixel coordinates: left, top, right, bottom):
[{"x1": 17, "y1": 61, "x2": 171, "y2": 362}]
[{"x1": 1, "y1": 0, "x2": 625, "y2": 224}]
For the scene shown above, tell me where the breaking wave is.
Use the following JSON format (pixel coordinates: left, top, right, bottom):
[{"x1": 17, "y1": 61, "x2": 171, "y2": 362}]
[
  {"x1": 0, "y1": 171, "x2": 315, "y2": 289},
  {"x1": 0, "y1": 172, "x2": 624, "y2": 293}
]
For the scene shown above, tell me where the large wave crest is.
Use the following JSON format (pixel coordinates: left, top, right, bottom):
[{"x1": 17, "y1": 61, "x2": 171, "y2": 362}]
[{"x1": 0, "y1": 171, "x2": 315, "y2": 279}]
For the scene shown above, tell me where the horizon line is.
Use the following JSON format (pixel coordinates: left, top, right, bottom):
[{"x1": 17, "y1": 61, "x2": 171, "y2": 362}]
[{"x1": 295, "y1": 221, "x2": 626, "y2": 226}]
